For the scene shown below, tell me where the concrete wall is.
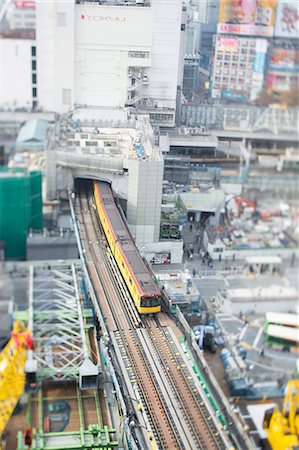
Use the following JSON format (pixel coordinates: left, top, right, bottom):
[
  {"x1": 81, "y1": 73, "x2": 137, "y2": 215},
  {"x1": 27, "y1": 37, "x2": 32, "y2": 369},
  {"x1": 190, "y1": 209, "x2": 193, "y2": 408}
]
[
  {"x1": 36, "y1": 1, "x2": 74, "y2": 112},
  {"x1": 127, "y1": 158, "x2": 164, "y2": 244},
  {"x1": 0, "y1": 38, "x2": 34, "y2": 109},
  {"x1": 74, "y1": 4, "x2": 152, "y2": 108}
]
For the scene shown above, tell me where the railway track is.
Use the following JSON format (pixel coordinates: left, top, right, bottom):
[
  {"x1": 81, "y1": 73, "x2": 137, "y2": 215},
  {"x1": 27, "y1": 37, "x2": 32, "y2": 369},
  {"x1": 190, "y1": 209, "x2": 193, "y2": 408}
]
[
  {"x1": 77, "y1": 181, "x2": 175, "y2": 449},
  {"x1": 75, "y1": 179, "x2": 231, "y2": 450}
]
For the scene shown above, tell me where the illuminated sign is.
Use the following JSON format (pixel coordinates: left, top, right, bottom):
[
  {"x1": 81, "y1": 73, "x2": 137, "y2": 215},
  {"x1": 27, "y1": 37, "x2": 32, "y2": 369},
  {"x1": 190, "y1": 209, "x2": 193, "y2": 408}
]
[
  {"x1": 218, "y1": 0, "x2": 276, "y2": 37},
  {"x1": 80, "y1": 14, "x2": 126, "y2": 22},
  {"x1": 217, "y1": 36, "x2": 238, "y2": 52},
  {"x1": 218, "y1": 22, "x2": 274, "y2": 36}
]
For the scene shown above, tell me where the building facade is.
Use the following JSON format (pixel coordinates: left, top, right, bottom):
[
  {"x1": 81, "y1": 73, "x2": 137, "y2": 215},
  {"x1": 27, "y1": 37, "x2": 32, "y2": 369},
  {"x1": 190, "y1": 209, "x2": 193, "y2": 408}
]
[
  {"x1": 6, "y1": 1, "x2": 36, "y2": 30},
  {"x1": 211, "y1": 0, "x2": 299, "y2": 104},
  {"x1": 36, "y1": 1, "x2": 74, "y2": 112},
  {"x1": 0, "y1": 37, "x2": 37, "y2": 110}
]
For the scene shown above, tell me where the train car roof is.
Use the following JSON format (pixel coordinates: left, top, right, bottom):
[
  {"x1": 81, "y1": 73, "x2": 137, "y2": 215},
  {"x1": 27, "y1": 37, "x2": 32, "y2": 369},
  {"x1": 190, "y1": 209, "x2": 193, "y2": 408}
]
[{"x1": 96, "y1": 182, "x2": 160, "y2": 296}]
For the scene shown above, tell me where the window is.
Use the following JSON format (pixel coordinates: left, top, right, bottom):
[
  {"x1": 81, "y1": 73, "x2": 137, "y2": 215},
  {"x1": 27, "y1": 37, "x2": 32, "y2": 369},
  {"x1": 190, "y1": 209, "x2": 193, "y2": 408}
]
[
  {"x1": 128, "y1": 51, "x2": 150, "y2": 59},
  {"x1": 57, "y1": 12, "x2": 66, "y2": 27},
  {"x1": 32, "y1": 60, "x2": 36, "y2": 70},
  {"x1": 32, "y1": 73, "x2": 37, "y2": 84},
  {"x1": 31, "y1": 46, "x2": 36, "y2": 57},
  {"x1": 62, "y1": 88, "x2": 71, "y2": 105},
  {"x1": 32, "y1": 87, "x2": 37, "y2": 98}
]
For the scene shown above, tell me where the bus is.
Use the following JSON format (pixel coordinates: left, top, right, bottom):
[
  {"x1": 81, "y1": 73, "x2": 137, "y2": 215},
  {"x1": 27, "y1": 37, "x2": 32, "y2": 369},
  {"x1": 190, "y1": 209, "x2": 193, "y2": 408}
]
[{"x1": 265, "y1": 312, "x2": 299, "y2": 351}]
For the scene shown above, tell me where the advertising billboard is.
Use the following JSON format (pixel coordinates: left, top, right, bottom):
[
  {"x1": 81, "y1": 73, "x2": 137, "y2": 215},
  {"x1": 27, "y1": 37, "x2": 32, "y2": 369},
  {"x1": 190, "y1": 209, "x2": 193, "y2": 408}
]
[
  {"x1": 269, "y1": 48, "x2": 299, "y2": 71},
  {"x1": 217, "y1": 36, "x2": 239, "y2": 51},
  {"x1": 267, "y1": 72, "x2": 298, "y2": 91},
  {"x1": 275, "y1": 1, "x2": 299, "y2": 38},
  {"x1": 218, "y1": 0, "x2": 277, "y2": 36}
]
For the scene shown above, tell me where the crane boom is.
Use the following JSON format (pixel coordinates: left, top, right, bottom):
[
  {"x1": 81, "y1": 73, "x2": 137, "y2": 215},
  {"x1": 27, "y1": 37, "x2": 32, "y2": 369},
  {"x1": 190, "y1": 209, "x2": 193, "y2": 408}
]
[
  {"x1": 0, "y1": 321, "x2": 33, "y2": 438},
  {"x1": 264, "y1": 379, "x2": 299, "y2": 450}
]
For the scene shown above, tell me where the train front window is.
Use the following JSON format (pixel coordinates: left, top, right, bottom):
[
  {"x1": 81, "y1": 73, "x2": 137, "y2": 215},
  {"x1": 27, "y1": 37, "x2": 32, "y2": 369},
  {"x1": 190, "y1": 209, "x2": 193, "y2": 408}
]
[{"x1": 141, "y1": 296, "x2": 160, "y2": 308}]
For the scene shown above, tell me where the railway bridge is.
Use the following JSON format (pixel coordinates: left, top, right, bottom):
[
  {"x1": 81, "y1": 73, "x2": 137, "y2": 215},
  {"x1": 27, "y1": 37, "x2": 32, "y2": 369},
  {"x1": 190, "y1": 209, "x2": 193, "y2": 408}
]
[{"x1": 70, "y1": 178, "x2": 252, "y2": 450}]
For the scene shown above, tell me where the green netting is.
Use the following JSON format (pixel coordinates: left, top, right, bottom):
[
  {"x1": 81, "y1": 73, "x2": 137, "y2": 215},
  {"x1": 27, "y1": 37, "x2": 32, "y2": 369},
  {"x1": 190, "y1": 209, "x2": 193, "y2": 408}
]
[{"x1": 0, "y1": 167, "x2": 43, "y2": 260}]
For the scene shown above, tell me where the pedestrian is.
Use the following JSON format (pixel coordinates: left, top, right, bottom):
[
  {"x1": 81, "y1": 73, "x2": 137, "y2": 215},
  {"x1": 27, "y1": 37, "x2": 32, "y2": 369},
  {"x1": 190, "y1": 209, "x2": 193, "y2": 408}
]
[
  {"x1": 233, "y1": 253, "x2": 236, "y2": 261},
  {"x1": 192, "y1": 268, "x2": 196, "y2": 278},
  {"x1": 189, "y1": 223, "x2": 193, "y2": 232}
]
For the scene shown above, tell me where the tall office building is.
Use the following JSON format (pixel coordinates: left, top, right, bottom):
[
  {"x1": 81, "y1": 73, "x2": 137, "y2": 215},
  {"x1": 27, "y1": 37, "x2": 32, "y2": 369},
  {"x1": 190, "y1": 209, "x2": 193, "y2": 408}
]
[{"x1": 36, "y1": 0, "x2": 185, "y2": 126}]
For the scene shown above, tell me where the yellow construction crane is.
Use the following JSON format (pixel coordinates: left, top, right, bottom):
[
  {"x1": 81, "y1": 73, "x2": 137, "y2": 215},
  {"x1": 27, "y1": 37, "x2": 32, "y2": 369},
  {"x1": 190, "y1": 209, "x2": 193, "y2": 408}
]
[
  {"x1": 0, "y1": 321, "x2": 33, "y2": 440},
  {"x1": 264, "y1": 380, "x2": 299, "y2": 450}
]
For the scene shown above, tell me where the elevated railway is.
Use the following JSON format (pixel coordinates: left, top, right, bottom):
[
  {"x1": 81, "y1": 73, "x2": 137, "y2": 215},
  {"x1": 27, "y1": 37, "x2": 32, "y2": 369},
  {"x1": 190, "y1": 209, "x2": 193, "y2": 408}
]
[{"x1": 75, "y1": 179, "x2": 235, "y2": 450}]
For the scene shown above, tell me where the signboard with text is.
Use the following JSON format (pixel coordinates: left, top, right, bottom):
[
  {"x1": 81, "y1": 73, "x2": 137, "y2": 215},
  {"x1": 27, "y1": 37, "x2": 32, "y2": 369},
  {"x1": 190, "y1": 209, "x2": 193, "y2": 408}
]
[
  {"x1": 218, "y1": 0, "x2": 276, "y2": 36},
  {"x1": 217, "y1": 36, "x2": 239, "y2": 52}
]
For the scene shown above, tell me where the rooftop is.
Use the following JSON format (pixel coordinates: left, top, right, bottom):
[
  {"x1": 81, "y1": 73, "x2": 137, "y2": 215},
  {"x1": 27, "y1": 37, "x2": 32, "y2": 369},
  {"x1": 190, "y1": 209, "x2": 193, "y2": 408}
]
[
  {"x1": 55, "y1": 107, "x2": 161, "y2": 161},
  {"x1": 180, "y1": 188, "x2": 225, "y2": 213},
  {"x1": 223, "y1": 286, "x2": 298, "y2": 302},
  {"x1": 16, "y1": 119, "x2": 49, "y2": 147}
]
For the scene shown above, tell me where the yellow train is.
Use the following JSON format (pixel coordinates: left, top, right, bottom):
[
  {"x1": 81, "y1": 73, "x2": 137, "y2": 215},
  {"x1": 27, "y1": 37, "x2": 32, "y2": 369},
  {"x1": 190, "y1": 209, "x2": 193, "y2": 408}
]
[{"x1": 94, "y1": 181, "x2": 161, "y2": 314}]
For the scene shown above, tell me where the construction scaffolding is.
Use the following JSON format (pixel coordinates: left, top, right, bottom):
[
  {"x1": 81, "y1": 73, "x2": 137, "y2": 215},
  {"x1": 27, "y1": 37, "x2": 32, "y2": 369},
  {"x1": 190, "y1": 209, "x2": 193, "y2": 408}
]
[{"x1": 4, "y1": 262, "x2": 118, "y2": 450}]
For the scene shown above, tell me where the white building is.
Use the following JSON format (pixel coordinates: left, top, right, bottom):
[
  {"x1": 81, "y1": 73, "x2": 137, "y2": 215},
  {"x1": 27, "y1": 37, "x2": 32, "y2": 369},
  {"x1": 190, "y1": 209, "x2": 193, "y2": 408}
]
[
  {"x1": 35, "y1": 1, "x2": 74, "y2": 112},
  {"x1": 36, "y1": 0, "x2": 185, "y2": 126},
  {"x1": 0, "y1": 37, "x2": 37, "y2": 110},
  {"x1": 6, "y1": 3, "x2": 36, "y2": 30}
]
